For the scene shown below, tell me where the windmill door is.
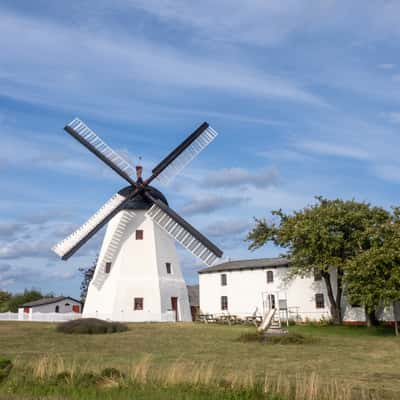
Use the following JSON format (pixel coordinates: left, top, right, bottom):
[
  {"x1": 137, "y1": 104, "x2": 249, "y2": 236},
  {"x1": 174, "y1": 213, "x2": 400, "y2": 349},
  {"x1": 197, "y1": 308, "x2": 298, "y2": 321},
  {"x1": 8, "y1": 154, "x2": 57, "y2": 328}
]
[{"x1": 171, "y1": 297, "x2": 178, "y2": 322}]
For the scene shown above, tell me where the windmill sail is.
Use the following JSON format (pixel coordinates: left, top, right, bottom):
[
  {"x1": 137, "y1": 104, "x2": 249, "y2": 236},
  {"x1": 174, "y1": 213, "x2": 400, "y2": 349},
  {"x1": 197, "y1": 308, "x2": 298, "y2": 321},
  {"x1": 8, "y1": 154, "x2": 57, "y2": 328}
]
[
  {"x1": 65, "y1": 118, "x2": 137, "y2": 186},
  {"x1": 52, "y1": 193, "x2": 128, "y2": 260},
  {"x1": 146, "y1": 197, "x2": 222, "y2": 266},
  {"x1": 151, "y1": 122, "x2": 218, "y2": 185}
]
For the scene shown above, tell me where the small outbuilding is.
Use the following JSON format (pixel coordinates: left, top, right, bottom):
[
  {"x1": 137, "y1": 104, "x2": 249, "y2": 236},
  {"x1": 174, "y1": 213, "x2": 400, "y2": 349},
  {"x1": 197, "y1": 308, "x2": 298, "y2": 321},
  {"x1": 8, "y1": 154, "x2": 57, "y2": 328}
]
[{"x1": 18, "y1": 296, "x2": 81, "y2": 320}]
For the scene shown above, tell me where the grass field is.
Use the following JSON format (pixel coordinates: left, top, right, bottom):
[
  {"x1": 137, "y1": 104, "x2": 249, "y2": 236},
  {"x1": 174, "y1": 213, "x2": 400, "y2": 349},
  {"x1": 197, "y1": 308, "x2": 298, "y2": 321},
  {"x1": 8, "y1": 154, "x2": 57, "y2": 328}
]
[{"x1": 0, "y1": 321, "x2": 399, "y2": 399}]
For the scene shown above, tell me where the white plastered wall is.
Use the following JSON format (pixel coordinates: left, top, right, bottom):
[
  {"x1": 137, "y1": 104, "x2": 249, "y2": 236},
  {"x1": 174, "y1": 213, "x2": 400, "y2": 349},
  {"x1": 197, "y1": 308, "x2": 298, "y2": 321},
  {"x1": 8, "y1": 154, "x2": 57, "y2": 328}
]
[{"x1": 83, "y1": 210, "x2": 191, "y2": 322}]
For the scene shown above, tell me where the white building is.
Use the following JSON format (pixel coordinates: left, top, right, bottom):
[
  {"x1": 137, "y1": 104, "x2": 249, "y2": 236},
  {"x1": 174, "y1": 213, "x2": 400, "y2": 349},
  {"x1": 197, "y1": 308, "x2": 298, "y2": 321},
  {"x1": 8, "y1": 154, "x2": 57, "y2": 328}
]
[
  {"x1": 199, "y1": 257, "x2": 372, "y2": 323},
  {"x1": 82, "y1": 188, "x2": 192, "y2": 323},
  {"x1": 18, "y1": 296, "x2": 81, "y2": 320}
]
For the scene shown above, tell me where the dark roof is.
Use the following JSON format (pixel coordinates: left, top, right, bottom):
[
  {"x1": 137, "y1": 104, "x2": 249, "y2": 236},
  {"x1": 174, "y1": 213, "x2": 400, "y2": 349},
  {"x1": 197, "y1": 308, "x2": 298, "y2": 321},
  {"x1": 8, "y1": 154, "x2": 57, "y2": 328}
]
[
  {"x1": 187, "y1": 285, "x2": 199, "y2": 307},
  {"x1": 21, "y1": 296, "x2": 81, "y2": 308},
  {"x1": 118, "y1": 185, "x2": 168, "y2": 210},
  {"x1": 198, "y1": 257, "x2": 289, "y2": 274}
]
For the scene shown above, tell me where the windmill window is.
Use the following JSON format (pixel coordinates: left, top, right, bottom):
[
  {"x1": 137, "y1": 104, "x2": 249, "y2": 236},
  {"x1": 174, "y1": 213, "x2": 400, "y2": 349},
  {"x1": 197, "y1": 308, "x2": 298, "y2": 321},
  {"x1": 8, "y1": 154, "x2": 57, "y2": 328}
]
[
  {"x1": 315, "y1": 293, "x2": 325, "y2": 309},
  {"x1": 105, "y1": 262, "x2": 112, "y2": 273},
  {"x1": 134, "y1": 298, "x2": 143, "y2": 310},
  {"x1": 55, "y1": 305, "x2": 60, "y2": 313},
  {"x1": 266, "y1": 270, "x2": 274, "y2": 283},
  {"x1": 65, "y1": 303, "x2": 70, "y2": 306},
  {"x1": 135, "y1": 230, "x2": 143, "y2": 240},
  {"x1": 221, "y1": 274, "x2": 227, "y2": 286},
  {"x1": 221, "y1": 296, "x2": 228, "y2": 310},
  {"x1": 314, "y1": 270, "x2": 322, "y2": 281},
  {"x1": 165, "y1": 262, "x2": 172, "y2": 274}
]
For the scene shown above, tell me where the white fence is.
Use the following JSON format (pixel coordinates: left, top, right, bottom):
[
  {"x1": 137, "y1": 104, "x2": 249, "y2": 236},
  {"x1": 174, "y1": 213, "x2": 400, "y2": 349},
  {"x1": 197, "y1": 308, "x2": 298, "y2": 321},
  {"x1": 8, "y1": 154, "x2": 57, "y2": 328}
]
[
  {"x1": 0, "y1": 312, "x2": 18, "y2": 321},
  {"x1": 0, "y1": 312, "x2": 82, "y2": 322},
  {"x1": 0, "y1": 311, "x2": 177, "y2": 322}
]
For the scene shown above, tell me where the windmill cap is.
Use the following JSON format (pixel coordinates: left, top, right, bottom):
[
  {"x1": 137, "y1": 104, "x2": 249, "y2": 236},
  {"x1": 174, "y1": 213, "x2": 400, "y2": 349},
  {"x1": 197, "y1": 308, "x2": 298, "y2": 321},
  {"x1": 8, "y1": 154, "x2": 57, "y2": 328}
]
[{"x1": 118, "y1": 185, "x2": 168, "y2": 210}]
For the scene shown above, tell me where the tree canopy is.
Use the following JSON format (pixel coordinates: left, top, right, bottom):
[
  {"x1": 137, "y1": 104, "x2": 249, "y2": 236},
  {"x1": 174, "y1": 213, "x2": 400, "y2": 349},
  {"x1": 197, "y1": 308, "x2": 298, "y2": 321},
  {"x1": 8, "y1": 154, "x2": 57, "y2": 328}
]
[
  {"x1": 0, "y1": 289, "x2": 46, "y2": 312},
  {"x1": 247, "y1": 197, "x2": 391, "y2": 324}
]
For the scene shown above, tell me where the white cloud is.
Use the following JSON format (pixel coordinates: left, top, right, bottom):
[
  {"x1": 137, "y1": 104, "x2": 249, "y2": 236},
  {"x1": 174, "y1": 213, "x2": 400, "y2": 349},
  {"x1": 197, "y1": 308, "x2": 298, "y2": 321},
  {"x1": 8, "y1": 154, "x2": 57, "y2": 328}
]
[
  {"x1": 298, "y1": 141, "x2": 370, "y2": 160},
  {"x1": 206, "y1": 167, "x2": 279, "y2": 188},
  {"x1": 384, "y1": 112, "x2": 400, "y2": 124},
  {"x1": 0, "y1": 8, "x2": 324, "y2": 113},
  {"x1": 181, "y1": 195, "x2": 248, "y2": 216},
  {"x1": 204, "y1": 219, "x2": 250, "y2": 238},
  {"x1": 379, "y1": 63, "x2": 396, "y2": 70}
]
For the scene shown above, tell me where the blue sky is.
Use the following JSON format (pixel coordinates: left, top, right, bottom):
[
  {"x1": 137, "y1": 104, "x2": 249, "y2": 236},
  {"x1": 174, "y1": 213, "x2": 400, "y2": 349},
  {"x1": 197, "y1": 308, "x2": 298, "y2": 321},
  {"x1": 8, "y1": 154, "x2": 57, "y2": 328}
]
[{"x1": 1, "y1": 1, "x2": 400, "y2": 297}]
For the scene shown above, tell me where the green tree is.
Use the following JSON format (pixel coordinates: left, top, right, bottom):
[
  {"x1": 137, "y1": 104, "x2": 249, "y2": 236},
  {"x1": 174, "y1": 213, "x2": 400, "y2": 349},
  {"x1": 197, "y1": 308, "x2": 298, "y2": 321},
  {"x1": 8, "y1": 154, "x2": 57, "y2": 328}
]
[
  {"x1": 7, "y1": 289, "x2": 44, "y2": 312},
  {"x1": 0, "y1": 291, "x2": 12, "y2": 312},
  {"x1": 79, "y1": 258, "x2": 97, "y2": 305},
  {"x1": 346, "y1": 217, "x2": 400, "y2": 335},
  {"x1": 247, "y1": 197, "x2": 389, "y2": 324}
]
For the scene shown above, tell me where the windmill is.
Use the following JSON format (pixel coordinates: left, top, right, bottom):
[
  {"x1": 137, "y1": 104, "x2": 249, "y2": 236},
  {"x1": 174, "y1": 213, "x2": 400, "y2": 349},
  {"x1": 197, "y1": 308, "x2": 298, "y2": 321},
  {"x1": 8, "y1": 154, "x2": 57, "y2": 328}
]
[{"x1": 52, "y1": 118, "x2": 223, "y2": 322}]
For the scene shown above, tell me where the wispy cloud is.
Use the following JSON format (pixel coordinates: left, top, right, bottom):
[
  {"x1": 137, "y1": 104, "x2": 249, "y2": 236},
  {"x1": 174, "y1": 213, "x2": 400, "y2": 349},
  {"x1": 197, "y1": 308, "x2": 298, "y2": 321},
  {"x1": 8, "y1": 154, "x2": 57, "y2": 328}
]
[
  {"x1": 206, "y1": 167, "x2": 279, "y2": 188},
  {"x1": 181, "y1": 195, "x2": 248, "y2": 216},
  {"x1": 204, "y1": 219, "x2": 250, "y2": 238},
  {"x1": 0, "y1": 7, "x2": 325, "y2": 116},
  {"x1": 297, "y1": 141, "x2": 370, "y2": 161}
]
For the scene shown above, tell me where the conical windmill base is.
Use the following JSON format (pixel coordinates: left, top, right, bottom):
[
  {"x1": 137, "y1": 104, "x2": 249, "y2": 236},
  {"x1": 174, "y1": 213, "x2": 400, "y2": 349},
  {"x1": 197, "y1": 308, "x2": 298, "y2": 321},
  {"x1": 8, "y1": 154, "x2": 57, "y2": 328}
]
[{"x1": 83, "y1": 209, "x2": 192, "y2": 322}]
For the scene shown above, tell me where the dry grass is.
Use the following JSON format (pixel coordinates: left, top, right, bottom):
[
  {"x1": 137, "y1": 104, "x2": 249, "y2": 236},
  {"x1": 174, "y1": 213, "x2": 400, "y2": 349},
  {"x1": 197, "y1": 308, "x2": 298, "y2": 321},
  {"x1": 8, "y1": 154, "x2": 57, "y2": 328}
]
[
  {"x1": 0, "y1": 322, "x2": 399, "y2": 398},
  {"x1": 12, "y1": 354, "x2": 383, "y2": 399}
]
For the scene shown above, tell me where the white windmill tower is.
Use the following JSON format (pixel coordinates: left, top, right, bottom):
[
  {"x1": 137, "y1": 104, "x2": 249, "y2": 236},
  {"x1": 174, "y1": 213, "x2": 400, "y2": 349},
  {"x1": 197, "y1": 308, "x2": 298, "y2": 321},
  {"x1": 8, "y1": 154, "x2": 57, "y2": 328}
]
[{"x1": 52, "y1": 119, "x2": 222, "y2": 322}]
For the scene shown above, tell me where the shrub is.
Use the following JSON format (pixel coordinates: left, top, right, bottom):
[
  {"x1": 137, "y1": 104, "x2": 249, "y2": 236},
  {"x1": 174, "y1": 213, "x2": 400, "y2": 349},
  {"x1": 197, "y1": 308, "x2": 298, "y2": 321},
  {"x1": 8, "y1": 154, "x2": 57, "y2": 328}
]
[
  {"x1": 57, "y1": 318, "x2": 128, "y2": 335},
  {"x1": 54, "y1": 371, "x2": 72, "y2": 384},
  {"x1": 0, "y1": 358, "x2": 13, "y2": 383},
  {"x1": 76, "y1": 372, "x2": 100, "y2": 387},
  {"x1": 238, "y1": 331, "x2": 316, "y2": 344},
  {"x1": 237, "y1": 332, "x2": 264, "y2": 342},
  {"x1": 100, "y1": 367, "x2": 124, "y2": 379},
  {"x1": 265, "y1": 333, "x2": 315, "y2": 344}
]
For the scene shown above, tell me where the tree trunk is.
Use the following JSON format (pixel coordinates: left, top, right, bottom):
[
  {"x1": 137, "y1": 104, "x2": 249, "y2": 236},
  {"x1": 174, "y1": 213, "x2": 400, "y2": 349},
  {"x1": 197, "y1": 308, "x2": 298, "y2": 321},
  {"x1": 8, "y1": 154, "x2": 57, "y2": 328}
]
[
  {"x1": 393, "y1": 302, "x2": 399, "y2": 337},
  {"x1": 335, "y1": 268, "x2": 343, "y2": 324},
  {"x1": 323, "y1": 272, "x2": 341, "y2": 325},
  {"x1": 365, "y1": 309, "x2": 379, "y2": 327}
]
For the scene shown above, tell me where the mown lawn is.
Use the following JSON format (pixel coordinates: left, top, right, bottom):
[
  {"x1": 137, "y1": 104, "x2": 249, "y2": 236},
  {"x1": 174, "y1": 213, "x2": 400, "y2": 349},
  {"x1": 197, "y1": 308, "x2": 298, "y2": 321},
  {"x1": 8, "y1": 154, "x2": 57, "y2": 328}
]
[{"x1": 0, "y1": 322, "x2": 399, "y2": 399}]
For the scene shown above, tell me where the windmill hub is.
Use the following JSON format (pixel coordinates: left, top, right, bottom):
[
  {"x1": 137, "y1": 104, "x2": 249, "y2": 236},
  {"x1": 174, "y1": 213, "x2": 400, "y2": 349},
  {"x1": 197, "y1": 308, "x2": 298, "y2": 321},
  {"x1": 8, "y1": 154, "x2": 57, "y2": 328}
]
[{"x1": 118, "y1": 185, "x2": 168, "y2": 211}]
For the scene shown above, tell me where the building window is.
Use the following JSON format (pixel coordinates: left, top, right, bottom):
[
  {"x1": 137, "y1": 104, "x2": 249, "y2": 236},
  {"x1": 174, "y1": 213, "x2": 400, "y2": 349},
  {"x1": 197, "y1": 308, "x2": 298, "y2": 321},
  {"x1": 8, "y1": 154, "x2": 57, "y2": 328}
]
[
  {"x1": 315, "y1": 293, "x2": 325, "y2": 309},
  {"x1": 221, "y1": 296, "x2": 228, "y2": 310},
  {"x1": 266, "y1": 270, "x2": 274, "y2": 283},
  {"x1": 134, "y1": 297, "x2": 143, "y2": 310},
  {"x1": 55, "y1": 305, "x2": 60, "y2": 313},
  {"x1": 221, "y1": 274, "x2": 227, "y2": 286},
  {"x1": 166, "y1": 262, "x2": 172, "y2": 274},
  {"x1": 135, "y1": 230, "x2": 143, "y2": 240},
  {"x1": 105, "y1": 262, "x2": 112, "y2": 273},
  {"x1": 314, "y1": 270, "x2": 322, "y2": 281}
]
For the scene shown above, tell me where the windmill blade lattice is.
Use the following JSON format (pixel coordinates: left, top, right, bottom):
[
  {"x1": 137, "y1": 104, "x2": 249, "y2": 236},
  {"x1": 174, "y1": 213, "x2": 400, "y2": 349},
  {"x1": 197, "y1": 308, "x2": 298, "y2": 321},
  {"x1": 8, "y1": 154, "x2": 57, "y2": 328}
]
[
  {"x1": 151, "y1": 123, "x2": 218, "y2": 186},
  {"x1": 146, "y1": 199, "x2": 222, "y2": 266},
  {"x1": 52, "y1": 193, "x2": 127, "y2": 260},
  {"x1": 65, "y1": 118, "x2": 137, "y2": 186}
]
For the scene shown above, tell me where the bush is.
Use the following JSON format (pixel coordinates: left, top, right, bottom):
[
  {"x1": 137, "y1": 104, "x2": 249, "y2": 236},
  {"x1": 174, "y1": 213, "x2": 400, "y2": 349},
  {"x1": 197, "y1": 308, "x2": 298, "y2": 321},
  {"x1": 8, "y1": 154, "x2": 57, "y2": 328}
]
[
  {"x1": 238, "y1": 331, "x2": 316, "y2": 344},
  {"x1": 0, "y1": 358, "x2": 13, "y2": 383},
  {"x1": 100, "y1": 367, "x2": 124, "y2": 379},
  {"x1": 265, "y1": 332, "x2": 316, "y2": 344},
  {"x1": 57, "y1": 318, "x2": 128, "y2": 335},
  {"x1": 76, "y1": 372, "x2": 100, "y2": 387}
]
